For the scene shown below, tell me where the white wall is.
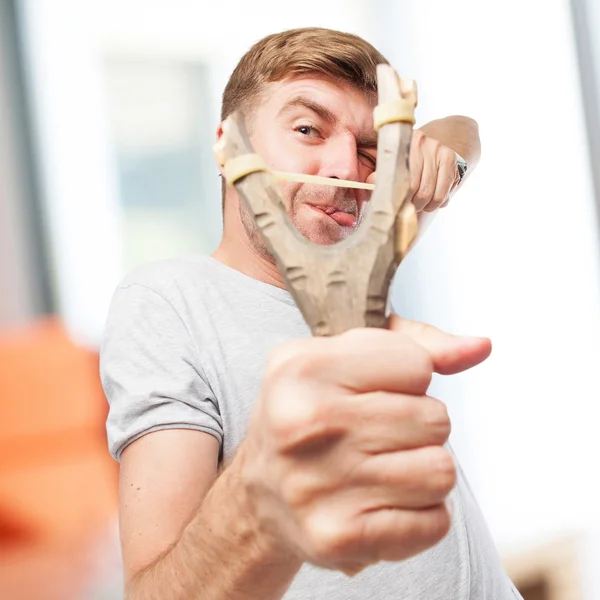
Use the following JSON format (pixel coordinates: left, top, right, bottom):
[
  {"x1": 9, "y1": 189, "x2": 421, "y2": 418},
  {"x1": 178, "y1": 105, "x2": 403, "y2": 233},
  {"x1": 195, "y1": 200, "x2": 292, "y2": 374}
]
[
  {"x1": 585, "y1": 0, "x2": 600, "y2": 102},
  {"x1": 383, "y1": 0, "x2": 600, "y2": 596},
  {"x1": 0, "y1": 13, "x2": 39, "y2": 328},
  {"x1": 18, "y1": 0, "x2": 124, "y2": 348}
]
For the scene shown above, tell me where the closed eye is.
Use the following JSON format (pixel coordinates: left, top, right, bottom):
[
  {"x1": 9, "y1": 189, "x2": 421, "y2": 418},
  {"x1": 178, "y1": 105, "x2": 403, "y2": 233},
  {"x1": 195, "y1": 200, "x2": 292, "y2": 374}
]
[{"x1": 359, "y1": 151, "x2": 377, "y2": 168}]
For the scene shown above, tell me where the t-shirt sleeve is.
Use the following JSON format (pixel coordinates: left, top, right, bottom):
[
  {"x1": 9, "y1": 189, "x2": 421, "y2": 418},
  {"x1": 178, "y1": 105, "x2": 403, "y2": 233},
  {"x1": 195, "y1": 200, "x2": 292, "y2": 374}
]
[{"x1": 100, "y1": 282, "x2": 222, "y2": 461}]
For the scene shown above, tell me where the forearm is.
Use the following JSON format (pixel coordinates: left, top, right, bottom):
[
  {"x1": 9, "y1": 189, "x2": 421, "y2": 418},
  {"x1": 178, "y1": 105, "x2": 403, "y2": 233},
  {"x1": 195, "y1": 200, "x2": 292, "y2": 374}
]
[
  {"x1": 418, "y1": 115, "x2": 481, "y2": 173},
  {"x1": 411, "y1": 115, "x2": 481, "y2": 244},
  {"x1": 126, "y1": 452, "x2": 302, "y2": 600}
]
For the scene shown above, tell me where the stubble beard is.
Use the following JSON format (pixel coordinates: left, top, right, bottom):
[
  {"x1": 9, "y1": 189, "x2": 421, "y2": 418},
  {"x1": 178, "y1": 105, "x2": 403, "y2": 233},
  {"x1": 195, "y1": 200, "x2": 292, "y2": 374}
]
[
  {"x1": 239, "y1": 197, "x2": 274, "y2": 260},
  {"x1": 239, "y1": 187, "x2": 359, "y2": 256}
]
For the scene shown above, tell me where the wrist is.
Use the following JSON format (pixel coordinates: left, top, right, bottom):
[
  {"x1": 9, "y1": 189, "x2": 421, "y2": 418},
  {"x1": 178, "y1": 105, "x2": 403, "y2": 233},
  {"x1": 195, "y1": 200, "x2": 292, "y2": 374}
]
[{"x1": 207, "y1": 444, "x2": 303, "y2": 572}]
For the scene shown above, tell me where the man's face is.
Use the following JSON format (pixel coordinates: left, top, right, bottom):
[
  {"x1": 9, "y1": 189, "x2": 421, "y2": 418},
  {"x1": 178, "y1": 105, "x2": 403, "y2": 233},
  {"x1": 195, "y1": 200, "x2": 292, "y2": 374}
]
[{"x1": 240, "y1": 75, "x2": 377, "y2": 248}]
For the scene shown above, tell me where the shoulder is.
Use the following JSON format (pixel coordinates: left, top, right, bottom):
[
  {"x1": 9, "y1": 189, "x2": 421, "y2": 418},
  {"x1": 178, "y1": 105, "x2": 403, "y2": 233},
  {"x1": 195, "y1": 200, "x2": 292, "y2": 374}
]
[
  {"x1": 115, "y1": 254, "x2": 218, "y2": 304},
  {"x1": 102, "y1": 254, "x2": 221, "y2": 338}
]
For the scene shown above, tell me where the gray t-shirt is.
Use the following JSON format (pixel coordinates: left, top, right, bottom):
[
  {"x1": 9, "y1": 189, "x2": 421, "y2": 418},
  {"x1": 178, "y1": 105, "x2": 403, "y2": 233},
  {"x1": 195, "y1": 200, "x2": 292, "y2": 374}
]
[{"x1": 101, "y1": 254, "x2": 522, "y2": 600}]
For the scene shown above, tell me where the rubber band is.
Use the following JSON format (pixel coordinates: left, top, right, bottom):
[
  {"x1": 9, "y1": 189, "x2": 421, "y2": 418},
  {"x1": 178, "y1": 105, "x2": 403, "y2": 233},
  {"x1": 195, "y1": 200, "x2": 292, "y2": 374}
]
[
  {"x1": 223, "y1": 154, "x2": 268, "y2": 185},
  {"x1": 273, "y1": 171, "x2": 374, "y2": 191},
  {"x1": 222, "y1": 153, "x2": 375, "y2": 191},
  {"x1": 373, "y1": 99, "x2": 416, "y2": 130}
]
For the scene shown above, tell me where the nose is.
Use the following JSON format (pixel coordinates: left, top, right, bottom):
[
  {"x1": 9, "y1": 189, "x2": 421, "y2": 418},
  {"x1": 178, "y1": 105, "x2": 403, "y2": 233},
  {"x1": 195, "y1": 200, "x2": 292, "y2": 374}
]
[{"x1": 319, "y1": 134, "x2": 361, "y2": 183}]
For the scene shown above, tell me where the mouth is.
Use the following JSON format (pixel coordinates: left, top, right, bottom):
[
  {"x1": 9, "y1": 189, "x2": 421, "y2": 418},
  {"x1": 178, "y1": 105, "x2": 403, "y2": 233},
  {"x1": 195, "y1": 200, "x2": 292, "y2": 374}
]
[{"x1": 306, "y1": 204, "x2": 357, "y2": 228}]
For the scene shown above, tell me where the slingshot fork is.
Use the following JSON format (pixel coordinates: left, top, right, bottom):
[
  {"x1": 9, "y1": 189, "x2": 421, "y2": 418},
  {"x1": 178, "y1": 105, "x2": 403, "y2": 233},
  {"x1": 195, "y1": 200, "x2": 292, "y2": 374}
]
[{"x1": 217, "y1": 64, "x2": 418, "y2": 336}]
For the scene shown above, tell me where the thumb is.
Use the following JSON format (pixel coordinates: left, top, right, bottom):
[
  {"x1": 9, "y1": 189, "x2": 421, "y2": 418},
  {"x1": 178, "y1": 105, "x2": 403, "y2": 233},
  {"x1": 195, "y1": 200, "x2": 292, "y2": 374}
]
[{"x1": 388, "y1": 314, "x2": 492, "y2": 375}]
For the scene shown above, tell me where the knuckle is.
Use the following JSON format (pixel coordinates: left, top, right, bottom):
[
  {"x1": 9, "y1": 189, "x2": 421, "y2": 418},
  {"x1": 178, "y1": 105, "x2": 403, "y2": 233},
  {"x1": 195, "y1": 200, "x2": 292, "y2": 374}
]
[
  {"x1": 264, "y1": 340, "x2": 304, "y2": 380},
  {"x1": 386, "y1": 332, "x2": 433, "y2": 392},
  {"x1": 424, "y1": 203, "x2": 441, "y2": 213},
  {"x1": 409, "y1": 176, "x2": 421, "y2": 194},
  {"x1": 429, "y1": 505, "x2": 452, "y2": 541},
  {"x1": 409, "y1": 343, "x2": 434, "y2": 390},
  {"x1": 305, "y1": 515, "x2": 349, "y2": 564},
  {"x1": 412, "y1": 129, "x2": 425, "y2": 144},
  {"x1": 416, "y1": 183, "x2": 433, "y2": 201},
  {"x1": 419, "y1": 504, "x2": 452, "y2": 545},
  {"x1": 413, "y1": 505, "x2": 452, "y2": 546},
  {"x1": 423, "y1": 398, "x2": 451, "y2": 438},
  {"x1": 403, "y1": 505, "x2": 451, "y2": 548},
  {"x1": 430, "y1": 139, "x2": 443, "y2": 154},
  {"x1": 411, "y1": 199, "x2": 426, "y2": 213},
  {"x1": 395, "y1": 395, "x2": 421, "y2": 423},
  {"x1": 262, "y1": 342, "x2": 348, "y2": 453},
  {"x1": 373, "y1": 456, "x2": 402, "y2": 488},
  {"x1": 428, "y1": 448, "x2": 457, "y2": 494},
  {"x1": 282, "y1": 471, "x2": 318, "y2": 509},
  {"x1": 416, "y1": 367, "x2": 434, "y2": 393},
  {"x1": 265, "y1": 338, "x2": 329, "y2": 388},
  {"x1": 432, "y1": 187, "x2": 449, "y2": 207},
  {"x1": 442, "y1": 146, "x2": 456, "y2": 166},
  {"x1": 290, "y1": 351, "x2": 322, "y2": 381},
  {"x1": 269, "y1": 395, "x2": 328, "y2": 450}
]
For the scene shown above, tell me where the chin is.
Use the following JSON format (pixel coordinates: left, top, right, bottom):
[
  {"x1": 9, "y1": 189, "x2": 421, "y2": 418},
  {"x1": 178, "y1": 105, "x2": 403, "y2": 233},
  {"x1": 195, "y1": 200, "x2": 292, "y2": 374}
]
[
  {"x1": 292, "y1": 209, "x2": 354, "y2": 246},
  {"x1": 306, "y1": 234, "x2": 343, "y2": 246},
  {"x1": 295, "y1": 222, "x2": 352, "y2": 245}
]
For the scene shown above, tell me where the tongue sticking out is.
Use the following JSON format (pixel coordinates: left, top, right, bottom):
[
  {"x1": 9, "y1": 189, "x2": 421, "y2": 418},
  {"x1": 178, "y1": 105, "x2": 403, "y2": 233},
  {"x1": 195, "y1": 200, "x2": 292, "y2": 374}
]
[{"x1": 328, "y1": 211, "x2": 357, "y2": 227}]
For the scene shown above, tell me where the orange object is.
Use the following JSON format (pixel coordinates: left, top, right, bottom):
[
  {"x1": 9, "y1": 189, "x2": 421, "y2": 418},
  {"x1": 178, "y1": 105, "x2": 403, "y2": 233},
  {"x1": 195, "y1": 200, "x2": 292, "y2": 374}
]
[{"x1": 0, "y1": 317, "x2": 117, "y2": 544}]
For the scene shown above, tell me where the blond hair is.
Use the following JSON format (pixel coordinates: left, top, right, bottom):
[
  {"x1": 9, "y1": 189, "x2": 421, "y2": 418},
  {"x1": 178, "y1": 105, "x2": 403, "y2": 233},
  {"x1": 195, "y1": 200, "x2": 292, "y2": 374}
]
[{"x1": 221, "y1": 27, "x2": 389, "y2": 121}]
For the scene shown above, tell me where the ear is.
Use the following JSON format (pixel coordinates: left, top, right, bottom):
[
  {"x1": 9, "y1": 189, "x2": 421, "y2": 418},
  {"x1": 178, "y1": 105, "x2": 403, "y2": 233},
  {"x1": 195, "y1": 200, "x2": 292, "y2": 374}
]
[{"x1": 213, "y1": 123, "x2": 227, "y2": 179}]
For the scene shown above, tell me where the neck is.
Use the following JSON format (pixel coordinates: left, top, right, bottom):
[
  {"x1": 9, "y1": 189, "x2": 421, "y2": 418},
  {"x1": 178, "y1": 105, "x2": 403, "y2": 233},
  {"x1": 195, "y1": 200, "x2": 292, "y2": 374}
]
[{"x1": 211, "y1": 194, "x2": 287, "y2": 289}]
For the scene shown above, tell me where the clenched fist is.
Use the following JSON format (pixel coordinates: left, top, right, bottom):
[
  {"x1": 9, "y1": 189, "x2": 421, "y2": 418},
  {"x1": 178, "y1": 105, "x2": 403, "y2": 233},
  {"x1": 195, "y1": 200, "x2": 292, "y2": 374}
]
[{"x1": 235, "y1": 315, "x2": 491, "y2": 575}]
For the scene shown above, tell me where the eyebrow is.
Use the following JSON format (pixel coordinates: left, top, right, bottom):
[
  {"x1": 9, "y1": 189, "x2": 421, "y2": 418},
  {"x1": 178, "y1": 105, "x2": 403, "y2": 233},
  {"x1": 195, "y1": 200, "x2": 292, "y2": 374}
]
[
  {"x1": 278, "y1": 96, "x2": 337, "y2": 125},
  {"x1": 278, "y1": 95, "x2": 378, "y2": 150},
  {"x1": 356, "y1": 132, "x2": 378, "y2": 150}
]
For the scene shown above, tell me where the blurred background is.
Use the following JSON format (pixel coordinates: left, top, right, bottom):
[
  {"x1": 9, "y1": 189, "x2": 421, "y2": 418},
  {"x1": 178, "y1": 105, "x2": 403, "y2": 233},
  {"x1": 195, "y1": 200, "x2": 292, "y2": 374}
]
[{"x1": 1, "y1": 0, "x2": 600, "y2": 598}]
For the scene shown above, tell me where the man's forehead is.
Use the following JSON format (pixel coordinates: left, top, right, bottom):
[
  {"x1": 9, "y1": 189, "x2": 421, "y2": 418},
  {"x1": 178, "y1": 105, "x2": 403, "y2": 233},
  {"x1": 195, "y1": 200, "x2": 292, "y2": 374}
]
[
  {"x1": 267, "y1": 74, "x2": 376, "y2": 107},
  {"x1": 261, "y1": 75, "x2": 377, "y2": 133}
]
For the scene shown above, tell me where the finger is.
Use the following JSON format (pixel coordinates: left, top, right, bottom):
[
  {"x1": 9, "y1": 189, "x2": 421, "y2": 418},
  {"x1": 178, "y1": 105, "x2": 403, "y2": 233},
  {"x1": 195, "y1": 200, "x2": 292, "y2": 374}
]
[
  {"x1": 366, "y1": 171, "x2": 376, "y2": 186},
  {"x1": 443, "y1": 167, "x2": 461, "y2": 206},
  {"x1": 267, "y1": 330, "x2": 433, "y2": 396},
  {"x1": 409, "y1": 133, "x2": 424, "y2": 204},
  {"x1": 351, "y1": 503, "x2": 451, "y2": 566},
  {"x1": 354, "y1": 445, "x2": 456, "y2": 509},
  {"x1": 388, "y1": 314, "x2": 492, "y2": 375},
  {"x1": 411, "y1": 141, "x2": 437, "y2": 212},
  {"x1": 425, "y1": 150, "x2": 455, "y2": 213},
  {"x1": 328, "y1": 328, "x2": 433, "y2": 394},
  {"x1": 344, "y1": 393, "x2": 450, "y2": 453}
]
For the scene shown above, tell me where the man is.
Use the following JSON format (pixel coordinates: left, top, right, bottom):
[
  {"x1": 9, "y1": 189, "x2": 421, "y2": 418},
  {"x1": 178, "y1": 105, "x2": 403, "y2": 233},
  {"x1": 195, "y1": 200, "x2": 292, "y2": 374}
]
[{"x1": 101, "y1": 28, "x2": 522, "y2": 599}]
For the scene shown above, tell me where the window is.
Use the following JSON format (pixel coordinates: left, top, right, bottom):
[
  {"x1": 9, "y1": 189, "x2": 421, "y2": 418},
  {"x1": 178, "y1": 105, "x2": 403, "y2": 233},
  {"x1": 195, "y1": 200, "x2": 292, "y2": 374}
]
[{"x1": 103, "y1": 58, "x2": 222, "y2": 272}]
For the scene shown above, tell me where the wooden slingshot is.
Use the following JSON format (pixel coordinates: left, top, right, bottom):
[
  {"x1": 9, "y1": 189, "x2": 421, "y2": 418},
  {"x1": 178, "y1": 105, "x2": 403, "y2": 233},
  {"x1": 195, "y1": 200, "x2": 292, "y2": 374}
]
[{"x1": 215, "y1": 64, "x2": 418, "y2": 336}]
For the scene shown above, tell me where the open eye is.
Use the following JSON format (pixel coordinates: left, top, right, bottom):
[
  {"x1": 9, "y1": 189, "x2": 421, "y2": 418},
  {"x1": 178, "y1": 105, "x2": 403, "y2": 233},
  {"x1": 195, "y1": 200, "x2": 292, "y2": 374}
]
[{"x1": 295, "y1": 124, "x2": 320, "y2": 137}]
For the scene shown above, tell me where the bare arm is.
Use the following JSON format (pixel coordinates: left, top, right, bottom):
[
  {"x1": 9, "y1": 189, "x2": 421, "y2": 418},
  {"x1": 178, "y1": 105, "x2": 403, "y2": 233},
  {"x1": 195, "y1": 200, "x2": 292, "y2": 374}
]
[
  {"x1": 118, "y1": 317, "x2": 491, "y2": 600},
  {"x1": 120, "y1": 429, "x2": 301, "y2": 600},
  {"x1": 418, "y1": 115, "x2": 481, "y2": 174},
  {"x1": 413, "y1": 115, "x2": 481, "y2": 244}
]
